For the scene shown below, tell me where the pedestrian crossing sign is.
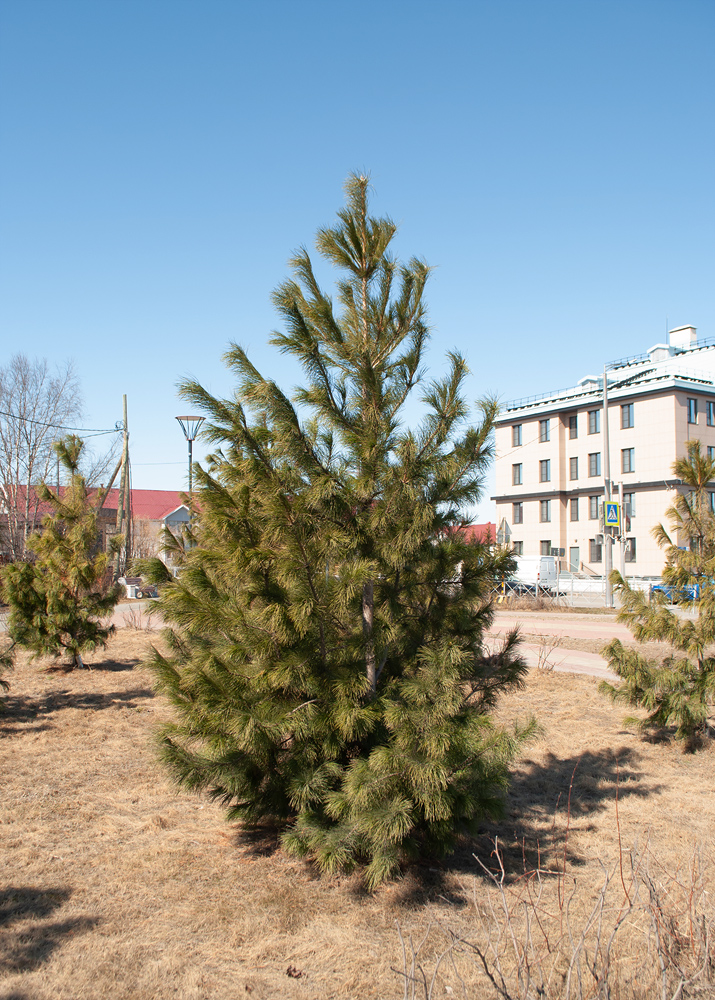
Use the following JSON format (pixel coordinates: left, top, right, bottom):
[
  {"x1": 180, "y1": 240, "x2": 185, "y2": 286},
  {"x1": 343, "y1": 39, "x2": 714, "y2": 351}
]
[{"x1": 604, "y1": 502, "x2": 620, "y2": 527}]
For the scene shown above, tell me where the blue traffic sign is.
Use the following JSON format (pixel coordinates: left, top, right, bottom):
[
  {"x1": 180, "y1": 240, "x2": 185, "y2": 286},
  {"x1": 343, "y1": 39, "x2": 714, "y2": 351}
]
[{"x1": 604, "y1": 502, "x2": 621, "y2": 527}]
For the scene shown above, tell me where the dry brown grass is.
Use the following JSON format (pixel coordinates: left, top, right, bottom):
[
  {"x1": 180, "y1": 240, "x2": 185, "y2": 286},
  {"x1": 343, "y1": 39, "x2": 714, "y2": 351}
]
[{"x1": 2, "y1": 631, "x2": 714, "y2": 999}]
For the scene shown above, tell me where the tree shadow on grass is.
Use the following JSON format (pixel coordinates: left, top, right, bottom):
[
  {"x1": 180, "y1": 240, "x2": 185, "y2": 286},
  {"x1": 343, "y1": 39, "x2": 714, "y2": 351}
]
[
  {"x1": 389, "y1": 746, "x2": 659, "y2": 907},
  {"x1": 0, "y1": 687, "x2": 154, "y2": 736},
  {"x1": 217, "y1": 748, "x2": 659, "y2": 906},
  {"x1": 44, "y1": 657, "x2": 140, "y2": 674},
  {"x1": 231, "y1": 823, "x2": 283, "y2": 859},
  {"x1": 0, "y1": 887, "x2": 98, "y2": 975}
]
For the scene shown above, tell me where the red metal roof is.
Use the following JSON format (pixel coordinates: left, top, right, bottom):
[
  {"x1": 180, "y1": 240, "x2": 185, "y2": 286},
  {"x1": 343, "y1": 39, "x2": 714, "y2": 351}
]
[
  {"x1": 5, "y1": 485, "x2": 493, "y2": 536},
  {"x1": 457, "y1": 522, "x2": 496, "y2": 543},
  {"x1": 101, "y1": 489, "x2": 187, "y2": 521},
  {"x1": 3, "y1": 485, "x2": 187, "y2": 522}
]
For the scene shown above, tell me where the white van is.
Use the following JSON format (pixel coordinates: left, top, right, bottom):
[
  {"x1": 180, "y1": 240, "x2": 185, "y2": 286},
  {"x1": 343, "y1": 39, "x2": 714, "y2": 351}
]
[{"x1": 508, "y1": 555, "x2": 559, "y2": 594}]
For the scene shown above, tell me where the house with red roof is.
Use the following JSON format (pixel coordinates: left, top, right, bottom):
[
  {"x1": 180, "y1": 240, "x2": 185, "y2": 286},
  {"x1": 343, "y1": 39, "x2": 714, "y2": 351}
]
[
  {"x1": 99, "y1": 489, "x2": 189, "y2": 562},
  {"x1": 0, "y1": 486, "x2": 189, "y2": 564}
]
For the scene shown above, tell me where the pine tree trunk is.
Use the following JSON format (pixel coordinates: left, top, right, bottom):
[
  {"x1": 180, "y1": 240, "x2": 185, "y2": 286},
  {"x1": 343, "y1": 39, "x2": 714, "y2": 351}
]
[{"x1": 362, "y1": 580, "x2": 376, "y2": 693}]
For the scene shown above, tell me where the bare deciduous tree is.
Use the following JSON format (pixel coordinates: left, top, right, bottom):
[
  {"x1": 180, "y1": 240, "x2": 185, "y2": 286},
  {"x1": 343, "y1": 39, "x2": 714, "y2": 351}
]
[{"x1": 0, "y1": 355, "x2": 82, "y2": 560}]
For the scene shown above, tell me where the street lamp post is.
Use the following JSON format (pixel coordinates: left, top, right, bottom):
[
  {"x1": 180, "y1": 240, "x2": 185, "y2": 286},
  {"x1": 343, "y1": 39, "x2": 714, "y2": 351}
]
[
  {"x1": 175, "y1": 415, "x2": 205, "y2": 494},
  {"x1": 602, "y1": 367, "x2": 613, "y2": 608}
]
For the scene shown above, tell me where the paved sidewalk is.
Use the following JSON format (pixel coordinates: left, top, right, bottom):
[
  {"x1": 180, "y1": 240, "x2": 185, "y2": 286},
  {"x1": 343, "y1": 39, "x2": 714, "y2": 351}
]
[
  {"x1": 110, "y1": 600, "x2": 159, "y2": 629},
  {"x1": 491, "y1": 610, "x2": 631, "y2": 642},
  {"x1": 515, "y1": 640, "x2": 616, "y2": 680},
  {"x1": 488, "y1": 610, "x2": 623, "y2": 680}
]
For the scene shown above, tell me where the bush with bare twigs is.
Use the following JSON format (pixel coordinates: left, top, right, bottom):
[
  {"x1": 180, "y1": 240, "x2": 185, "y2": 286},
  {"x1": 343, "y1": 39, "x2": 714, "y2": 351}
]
[
  {"x1": 395, "y1": 838, "x2": 714, "y2": 1000},
  {"x1": 395, "y1": 770, "x2": 714, "y2": 999}
]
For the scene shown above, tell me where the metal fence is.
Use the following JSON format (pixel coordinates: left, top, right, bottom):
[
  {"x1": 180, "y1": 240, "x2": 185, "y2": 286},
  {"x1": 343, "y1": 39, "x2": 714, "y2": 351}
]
[{"x1": 495, "y1": 573, "x2": 654, "y2": 609}]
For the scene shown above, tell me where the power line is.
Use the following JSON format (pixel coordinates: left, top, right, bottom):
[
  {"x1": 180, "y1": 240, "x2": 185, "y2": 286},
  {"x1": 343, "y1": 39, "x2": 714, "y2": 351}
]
[{"x1": 0, "y1": 408, "x2": 122, "y2": 435}]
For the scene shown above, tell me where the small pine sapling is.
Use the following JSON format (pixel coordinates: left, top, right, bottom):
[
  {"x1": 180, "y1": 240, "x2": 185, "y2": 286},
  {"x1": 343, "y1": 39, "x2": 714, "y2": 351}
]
[
  {"x1": 601, "y1": 441, "x2": 715, "y2": 748},
  {"x1": 0, "y1": 436, "x2": 121, "y2": 670}
]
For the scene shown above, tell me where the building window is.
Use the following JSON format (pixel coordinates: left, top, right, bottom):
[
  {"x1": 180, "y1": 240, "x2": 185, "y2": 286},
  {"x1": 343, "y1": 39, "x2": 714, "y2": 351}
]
[
  {"x1": 512, "y1": 541, "x2": 523, "y2": 555},
  {"x1": 513, "y1": 502, "x2": 523, "y2": 524},
  {"x1": 539, "y1": 419, "x2": 550, "y2": 442},
  {"x1": 568, "y1": 414, "x2": 578, "y2": 439},
  {"x1": 512, "y1": 424, "x2": 522, "y2": 446},
  {"x1": 570, "y1": 497, "x2": 579, "y2": 521},
  {"x1": 588, "y1": 452, "x2": 601, "y2": 477},
  {"x1": 588, "y1": 409, "x2": 600, "y2": 434},
  {"x1": 540, "y1": 540, "x2": 551, "y2": 556},
  {"x1": 621, "y1": 403, "x2": 634, "y2": 429},
  {"x1": 708, "y1": 447, "x2": 715, "y2": 462},
  {"x1": 711, "y1": 493, "x2": 715, "y2": 514},
  {"x1": 589, "y1": 538, "x2": 603, "y2": 563},
  {"x1": 622, "y1": 448, "x2": 635, "y2": 474},
  {"x1": 512, "y1": 463, "x2": 522, "y2": 485},
  {"x1": 623, "y1": 492, "x2": 635, "y2": 518},
  {"x1": 540, "y1": 459, "x2": 551, "y2": 482},
  {"x1": 625, "y1": 537, "x2": 636, "y2": 563},
  {"x1": 589, "y1": 495, "x2": 599, "y2": 519},
  {"x1": 687, "y1": 398, "x2": 698, "y2": 424},
  {"x1": 708, "y1": 402, "x2": 715, "y2": 427},
  {"x1": 569, "y1": 456, "x2": 578, "y2": 480},
  {"x1": 540, "y1": 499, "x2": 551, "y2": 522}
]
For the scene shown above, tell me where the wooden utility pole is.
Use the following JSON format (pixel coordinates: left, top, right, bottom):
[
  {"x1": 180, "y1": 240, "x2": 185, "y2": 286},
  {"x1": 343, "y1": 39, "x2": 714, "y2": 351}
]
[
  {"x1": 124, "y1": 418, "x2": 131, "y2": 566},
  {"x1": 114, "y1": 395, "x2": 129, "y2": 579}
]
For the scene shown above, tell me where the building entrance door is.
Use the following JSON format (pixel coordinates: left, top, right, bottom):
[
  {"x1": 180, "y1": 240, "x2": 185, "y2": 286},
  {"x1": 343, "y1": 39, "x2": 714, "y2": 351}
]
[{"x1": 569, "y1": 547, "x2": 580, "y2": 573}]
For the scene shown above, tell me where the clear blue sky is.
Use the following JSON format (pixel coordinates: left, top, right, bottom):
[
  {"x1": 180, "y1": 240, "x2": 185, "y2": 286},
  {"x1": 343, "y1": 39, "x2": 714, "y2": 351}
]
[{"x1": 1, "y1": 0, "x2": 713, "y2": 519}]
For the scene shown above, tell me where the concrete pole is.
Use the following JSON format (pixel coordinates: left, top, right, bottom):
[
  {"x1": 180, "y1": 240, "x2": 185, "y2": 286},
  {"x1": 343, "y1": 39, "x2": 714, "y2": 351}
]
[
  {"x1": 603, "y1": 367, "x2": 613, "y2": 607},
  {"x1": 617, "y1": 483, "x2": 626, "y2": 577}
]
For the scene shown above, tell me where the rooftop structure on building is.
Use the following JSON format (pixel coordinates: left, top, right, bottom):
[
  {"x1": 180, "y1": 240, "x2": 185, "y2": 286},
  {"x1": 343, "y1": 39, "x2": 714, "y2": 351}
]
[{"x1": 493, "y1": 326, "x2": 715, "y2": 577}]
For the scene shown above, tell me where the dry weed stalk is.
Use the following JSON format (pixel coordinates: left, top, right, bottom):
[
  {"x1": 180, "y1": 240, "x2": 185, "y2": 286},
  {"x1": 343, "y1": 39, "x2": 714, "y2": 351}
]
[
  {"x1": 121, "y1": 604, "x2": 156, "y2": 632},
  {"x1": 535, "y1": 634, "x2": 563, "y2": 672}
]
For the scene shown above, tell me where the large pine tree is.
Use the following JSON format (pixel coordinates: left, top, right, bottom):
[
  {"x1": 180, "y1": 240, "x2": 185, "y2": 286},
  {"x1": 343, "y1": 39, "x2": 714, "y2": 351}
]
[{"x1": 150, "y1": 176, "x2": 531, "y2": 886}]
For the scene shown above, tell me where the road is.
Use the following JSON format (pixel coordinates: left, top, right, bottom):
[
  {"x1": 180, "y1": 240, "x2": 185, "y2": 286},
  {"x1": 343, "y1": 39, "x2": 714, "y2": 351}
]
[
  {"x1": 2, "y1": 602, "x2": 622, "y2": 681},
  {"x1": 112, "y1": 602, "x2": 621, "y2": 682}
]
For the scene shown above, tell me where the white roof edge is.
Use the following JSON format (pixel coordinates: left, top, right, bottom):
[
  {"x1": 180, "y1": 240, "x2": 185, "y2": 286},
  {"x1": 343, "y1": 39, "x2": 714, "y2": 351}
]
[
  {"x1": 162, "y1": 504, "x2": 190, "y2": 519},
  {"x1": 498, "y1": 374, "x2": 715, "y2": 420}
]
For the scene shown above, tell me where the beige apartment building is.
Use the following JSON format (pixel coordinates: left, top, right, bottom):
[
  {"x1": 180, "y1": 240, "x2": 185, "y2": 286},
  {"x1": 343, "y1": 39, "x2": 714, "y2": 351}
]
[{"x1": 494, "y1": 326, "x2": 715, "y2": 577}]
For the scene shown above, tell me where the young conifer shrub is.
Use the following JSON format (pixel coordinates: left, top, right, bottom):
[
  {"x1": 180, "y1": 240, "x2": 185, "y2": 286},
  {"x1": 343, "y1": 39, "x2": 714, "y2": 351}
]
[
  {"x1": 149, "y1": 175, "x2": 532, "y2": 886},
  {"x1": 601, "y1": 441, "x2": 715, "y2": 748},
  {"x1": 0, "y1": 435, "x2": 120, "y2": 670}
]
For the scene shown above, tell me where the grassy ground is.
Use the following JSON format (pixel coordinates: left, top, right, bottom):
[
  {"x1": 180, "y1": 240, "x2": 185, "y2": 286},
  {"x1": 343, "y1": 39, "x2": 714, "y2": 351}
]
[{"x1": 1, "y1": 628, "x2": 714, "y2": 999}]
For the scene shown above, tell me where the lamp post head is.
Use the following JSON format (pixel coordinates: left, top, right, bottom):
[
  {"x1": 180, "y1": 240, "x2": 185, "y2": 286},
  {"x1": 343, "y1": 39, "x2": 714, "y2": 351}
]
[{"x1": 176, "y1": 415, "x2": 205, "y2": 442}]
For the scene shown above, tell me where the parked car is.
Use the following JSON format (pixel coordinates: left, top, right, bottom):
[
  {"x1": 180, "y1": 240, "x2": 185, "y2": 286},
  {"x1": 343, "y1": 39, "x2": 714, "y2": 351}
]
[{"x1": 649, "y1": 582, "x2": 700, "y2": 603}]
